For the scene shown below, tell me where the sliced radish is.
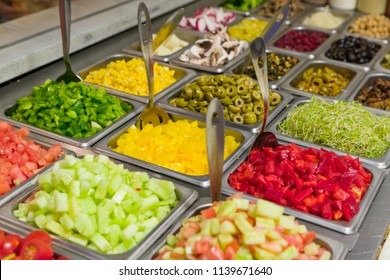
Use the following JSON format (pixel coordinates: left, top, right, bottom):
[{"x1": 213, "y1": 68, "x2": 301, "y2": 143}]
[{"x1": 196, "y1": 17, "x2": 207, "y2": 32}]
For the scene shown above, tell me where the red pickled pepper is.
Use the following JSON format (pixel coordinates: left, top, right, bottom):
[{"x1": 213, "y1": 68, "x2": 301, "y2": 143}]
[{"x1": 228, "y1": 144, "x2": 372, "y2": 221}]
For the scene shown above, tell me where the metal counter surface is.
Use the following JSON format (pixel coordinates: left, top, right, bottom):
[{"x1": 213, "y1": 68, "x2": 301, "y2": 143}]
[{"x1": 0, "y1": 0, "x2": 389, "y2": 260}]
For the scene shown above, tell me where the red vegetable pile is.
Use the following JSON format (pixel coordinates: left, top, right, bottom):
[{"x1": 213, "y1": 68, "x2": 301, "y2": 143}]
[
  {"x1": 0, "y1": 121, "x2": 62, "y2": 196},
  {"x1": 179, "y1": 6, "x2": 236, "y2": 32},
  {"x1": 274, "y1": 30, "x2": 328, "y2": 53},
  {"x1": 228, "y1": 144, "x2": 372, "y2": 221},
  {"x1": 0, "y1": 229, "x2": 69, "y2": 260}
]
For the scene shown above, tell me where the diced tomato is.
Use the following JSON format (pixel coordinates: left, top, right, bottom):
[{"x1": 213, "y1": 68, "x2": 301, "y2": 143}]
[
  {"x1": 261, "y1": 242, "x2": 283, "y2": 253},
  {"x1": 205, "y1": 246, "x2": 224, "y2": 260},
  {"x1": 194, "y1": 240, "x2": 211, "y2": 255},
  {"x1": 201, "y1": 207, "x2": 216, "y2": 219},
  {"x1": 301, "y1": 231, "x2": 316, "y2": 244}
]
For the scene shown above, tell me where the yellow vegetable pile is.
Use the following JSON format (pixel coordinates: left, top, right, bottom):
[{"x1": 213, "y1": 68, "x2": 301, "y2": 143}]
[
  {"x1": 228, "y1": 18, "x2": 269, "y2": 42},
  {"x1": 114, "y1": 120, "x2": 241, "y2": 176},
  {"x1": 84, "y1": 58, "x2": 177, "y2": 96}
]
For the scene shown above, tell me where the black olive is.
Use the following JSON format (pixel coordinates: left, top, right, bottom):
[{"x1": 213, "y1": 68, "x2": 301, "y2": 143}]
[
  {"x1": 358, "y1": 57, "x2": 368, "y2": 64},
  {"x1": 347, "y1": 52, "x2": 357, "y2": 62},
  {"x1": 338, "y1": 52, "x2": 346, "y2": 61}
]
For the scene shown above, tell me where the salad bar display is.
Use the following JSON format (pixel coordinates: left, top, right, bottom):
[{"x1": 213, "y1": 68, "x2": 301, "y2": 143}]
[{"x1": 0, "y1": 0, "x2": 390, "y2": 261}]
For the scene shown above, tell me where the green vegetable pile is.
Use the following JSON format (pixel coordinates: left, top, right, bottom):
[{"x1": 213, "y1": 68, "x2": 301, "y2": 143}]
[
  {"x1": 9, "y1": 80, "x2": 133, "y2": 138},
  {"x1": 221, "y1": 0, "x2": 265, "y2": 11},
  {"x1": 277, "y1": 98, "x2": 390, "y2": 158},
  {"x1": 14, "y1": 154, "x2": 179, "y2": 254}
]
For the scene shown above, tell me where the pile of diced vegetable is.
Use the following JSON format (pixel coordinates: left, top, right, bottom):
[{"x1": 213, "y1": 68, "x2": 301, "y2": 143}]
[
  {"x1": 13, "y1": 154, "x2": 179, "y2": 254},
  {"x1": 9, "y1": 80, "x2": 133, "y2": 138}
]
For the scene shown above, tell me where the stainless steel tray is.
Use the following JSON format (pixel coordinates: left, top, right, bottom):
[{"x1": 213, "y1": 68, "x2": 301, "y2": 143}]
[
  {"x1": 0, "y1": 131, "x2": 76, "y2": 208},
  {"x1": 157, "y1": 74, "x2": 294, "y2": 133},
  {"x1": 268, "y1": 26, "x2": 334, "y2": 60},
  {"x1": 221, "y1": 143, "x2": 386, "y2": 235},
  {"x1": 169, "y1": 38, "x2": 249, "y2": 74},
  {"x1": 347, "y1": 72, "x2": 390, "y2": 115},
  {"x1": 0, "y1": 157, "x2": 199, "y2": 260},
  {"x1": 0, "y1": 94, "x2": 144, "y2": 148},
  {"x1": 77, "y1": 53, "x2": 197, "y2": 104},
  {"x1": 0, "y1": 221, "x2": 86, "y2": 260},
  {"x1": 226, "y1": 16, "x2": 272, "y2": 42},
  {"x1": 228, "y1": 49, "x2": 307, "y2": 90},
  {"x1": 123, "y1": 30, "x2": 203, "y2": 63},
  {"x1": 92, "y1": 108, "x2": 256, "y2": 187},
  {"x1": 252, "y1": 1, "x2": 312, "y2": 26},
  {"x1": 341, "y1": 12, "x2": 390, "y2": 45},
  {"x1": 219, "y1": 0, "x2": 264, "y2": 16},
  {"x1": 141, "y1": 197, "x2": 348, "y2": 260},
  {"x1": 280, "y1": 59, "x2": 363, "y2": 101},
  {"x1": 267, "y1": 98, "x2": 390, "y2": 169},
  {"x1": 318, "y1": 32, "x2": 386, "y2": 72},
  {"x1": 374, "y1": 44, "x2": 390, "y2": 73},
  {"x1": 175, "y1": 10, "x2": 243, "y2": 37},
  {"x1": 292, "y1": 6, "x2": 355, "y2": 34}
]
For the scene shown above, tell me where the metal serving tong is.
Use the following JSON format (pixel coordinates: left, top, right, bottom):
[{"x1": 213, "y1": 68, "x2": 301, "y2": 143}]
[
  {"x1": 235, "y1": 4, "x2": 290, "y2": 74},
  {"x1": 206, "y1": 98, "x2": 225, "y2": 202},
  {"x1": 56, "y1": 0, "x2": 81, "y2": 83},
  {"x1": 249, "y1": 36, "x2": 278, "y2": 150},
  {"x1": 135, "y1": 2, "x2": 170, "y2": 129}
]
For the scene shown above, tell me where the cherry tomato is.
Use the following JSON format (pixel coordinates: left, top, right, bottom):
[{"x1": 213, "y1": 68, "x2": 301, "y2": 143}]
[
  {"x1": 19, "y1": 239, "x2": 54, "y2": 260},
  {"x1": 24, "y1": 230, "x2": 52, "y2": 244},
  {"x1": 0, "y1": 230, "x2": 5, "y2": 249},
  {"x1": 2, "y1": 234, "x2": 22, "y2": 256}
]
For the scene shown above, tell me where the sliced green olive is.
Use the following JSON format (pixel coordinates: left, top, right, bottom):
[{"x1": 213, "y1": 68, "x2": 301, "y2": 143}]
[
  {"x1": 243, "y1": 112, "x2": 257, "y2": 124},
  {"x1": 228, "y1": 104, "x2": 241, "y2": 113},
  {"x1": 232, "y1": 114, "x2": 244, "y2": 124}
]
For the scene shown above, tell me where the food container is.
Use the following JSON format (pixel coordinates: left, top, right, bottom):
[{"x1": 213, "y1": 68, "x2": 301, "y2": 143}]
[
  {"x1": 176, "y1": 7, "x2": 242, "y2": 35},
  {"x1": 0, "y1": 223, "x2": 85, "y2": 260},
  {"x1": 0, "y1": 132, "x2": 75, "y2": 208},
  {"x1": 140, "y1": 197, "x2": 349, "y2": 259},
  {"x1": 374, "y1": 44, "x2": 390, "y2": 73},
  {"x1": 266, "y1": 98, "x2": 390, "y2": 169},
  {"x1": 123, "y1": 30, "x2": 202, "y2": 63},
  {"x1": 0, "y1": 94, "x2": 144, "y2": 148},
  {"x1": 347, "y1": 72, "x2": 390, "y2": 115},
  {"x1": 221, "y1": 141, "x2": 386, "y2": 235},
  {"x1": 281, "y1": 60, "x2": 362, "y2": 100},
  {"x1": 269, "y1": 26, "x2": 333, "y2": 59},
  {"x1": 220, "y1": 0, "x2": 265, "y2": 16},
  {"x1": 229, "y1": 49, "x2": 307, "y2": 89},
  {"x1": 0, "y1": 159, "x2": 199, "y2": 260},
  {"x1": 77, "y1": 53, "x2": 197, "y2": 104},
  {"x1": 329, "y1": 0, "x2": 357, "y2": 10},
  {"x1": 92, "y1": 109, "x2": 255, "y2": 187},
  {"x1": 319, "y1": 34, "x2": 384, "y2": 72},
  {"x1": 158, "y1": 74, "x2": 293, "y2": 133},
  {"x1": 169, "y1": 37, "x2": 249, "y2": 74},
  {"x1": 254, "y1": 0, "x2": 311, "y2": 26},
  {"x1": 294, "y1": 6, "x2": 354, "y2": 34},
  {"x1": 341, "y1": 13, "x2": 390, "y2": 45},
  {"x1": 226, "y1": 16, "x2": 270, "y2": 42}
]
